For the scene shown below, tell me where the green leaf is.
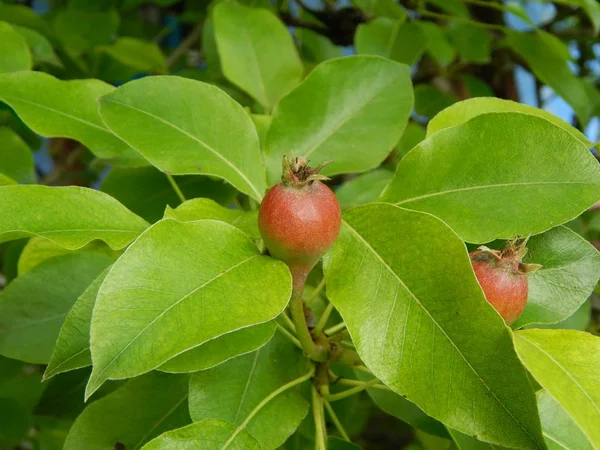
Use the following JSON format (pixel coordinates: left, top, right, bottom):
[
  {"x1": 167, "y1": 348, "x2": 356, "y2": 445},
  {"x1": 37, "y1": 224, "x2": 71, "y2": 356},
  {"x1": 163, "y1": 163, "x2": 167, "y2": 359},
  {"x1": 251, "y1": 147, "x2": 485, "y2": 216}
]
[
  {"x1": 0, "y1": 71, "x2": 142, "y2": 161},
  {"x1": 250, "y1": 113, "x2": 271, "y2": 148},
  {"x1": 514, "y1": 329, "x2": 600, "y2": 448},
  {"x1": 0, "y1": 253, "x2": 112, "y2": 364},
  {"x1": 53, "y1": 7, "x2": 119, "y2": 55},
  {"x1": 64, "y1": 372, "x2": 190, "y2": 450},
  {"x1": 579, "y1": 0, "x2": 600, "y2": 35},
  {"x1": 0, "y1": 174, "x2": 16, "y2": 186},
  {"x1": 351, "y1": 0, "x2": 405, "y2": 19},
  {"x1": 395, "y1": 122, "x2": 426, "y2": 161},
  {"x1": 18, "y1": 236, "x2": 119, "y2": 275},
  {"x1": 513, "y1": 226, "x2": 600, "y2": 328},
  {"x1": 142, "y1": 419, "x2": 261, "y2": 450},
  {"x1": 527, "y1": 300, "x2": 591, "y2": 332},
  {"x1": 98, "y1": 37, "x2": 167, "y2": 74},
  {"x1": 264, "y1": 56, "x2": 413, "y2": 184},
  {"x1": 0, "y1": 126, "x2": 35, "y2": 183},
  {"x1": 297, "y1": 29, "x2": 342, "y2": 63},
  {"x1": 426, "y1": 0, "x2": 470, "y2": 17},
  {"x1": 101, "y1": 166, "x2": 236, "y2": 223},
  {"x1": 0, "y1": 185, "x2": 149, "y2": 250},
  {"x1": 336, "y1": 169, "x2": 394, "y2": 210},
  {"x1": 0, "y1": 398, "x2": 29, "y2": 448},
  {"x1": 0, "y1": 21, "x2": 32, "y2": 73},
  {"x1": 164, "y1": 198, "x2": 259, "y2": 238},
  {"x1": 158, "y1": 322, "x2": 275, "y2": 373},
  {"x1": 0, "y1": 3, "x2": 53, "y2": 37},
  {"x1": 189, "y1": 332, "x2": 309, "y2": 449},
  {"x1": 13, "y1": 25, "x2": 62, "y2": 67},
  {"x1": 458, "y1": 75, "x2": 494, "y2": 98},
  {"x1": 98, "y1": 76, "x2": 267, "y2": 201},
  {"x1": 380, "y1": 113, "x2": 600, "y2": 243},
  {"x1": 355, "y1": 18, "x2": 428, "y2": 66},
  {"x1": 414, "y1": 84, "x2": 457, "y2": 118},
  {"x1": 427, "y1": 97, "x2": 591, "y2": 147},
  {"x1": 356, "y1": 371, "x2": 447, "y2": 437},
  {"x1": 87, "y1": 219, "x2": 291, "y2": 398},
  {"x1": 447, "y1": 428, "x2": 502, "y2": 449},
  {"x1": 44, "y1": 267, "x2": 110, "y2": 379},
  {"x1": 212, "y1": 0, "x2": 303, "y2": 110},
  {"x1": 417, "y1": 21, "x2": 456, "y2": 67},
  {"x1": 537, "y1": 389, "x2": 594, "y2": 450},
  {"x1": 323, "y1": 203, "x2": 545, "y2": 449},
  {"x1": 328, "y1": 437, "x2": 362, "y2": 449},
  {"x1": 448, "y1": 23, "x2": 491, "y2": 64},
  {"x1": 506, "y1": 30, "x2": 600, "y2": 125}
]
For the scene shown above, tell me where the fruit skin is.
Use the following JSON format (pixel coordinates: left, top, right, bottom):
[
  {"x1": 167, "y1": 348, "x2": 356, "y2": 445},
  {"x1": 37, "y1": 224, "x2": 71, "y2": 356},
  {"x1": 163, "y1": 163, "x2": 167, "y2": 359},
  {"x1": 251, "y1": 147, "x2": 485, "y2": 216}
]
[
  {"x1": 258, "y1": 157, "x2": 341, "y2": 295},
  {"x1": 469, "y1": 240, "x2": 540, "y2": 325}
]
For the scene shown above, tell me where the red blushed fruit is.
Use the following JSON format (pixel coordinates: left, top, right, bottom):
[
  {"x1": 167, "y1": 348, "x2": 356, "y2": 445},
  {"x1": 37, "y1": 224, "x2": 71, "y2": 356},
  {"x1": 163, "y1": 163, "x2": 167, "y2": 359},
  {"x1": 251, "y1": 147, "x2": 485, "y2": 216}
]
[
  {"x1": 259, "y1": 156, "x2": 341, "y2": 295},
  {"x1": 469, "y1": 239, "x2": 541, "y2": 325}
]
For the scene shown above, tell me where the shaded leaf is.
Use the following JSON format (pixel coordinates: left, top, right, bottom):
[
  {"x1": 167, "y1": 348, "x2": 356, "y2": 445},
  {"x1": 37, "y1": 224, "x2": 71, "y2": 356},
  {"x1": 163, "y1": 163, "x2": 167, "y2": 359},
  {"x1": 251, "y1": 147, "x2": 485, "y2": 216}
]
[
  {"x1": 13, "y1": 25, "x2": 61, "y2": 67},
  {"x1": 64, "y1": 372, "x2": 190, "y2": 450},
  {"x1": 0, "y1": 126, "x2": 35, "y2": 183},
  {"x1": 189, "y1": 332, "x2": 309, "y2": 449},
  {"x1": 98, "y1": 37, "x2": 167, "y2": 74},
  {"x1": 380, "y1": 113, "x2": 600, "y2": 243},
  {"x1": 53, "y1": 7, "x2": 119, "y2": 55},
  {"x1": 336, "y1": 169, "x2": 394, "y2": 210},
  {"x1": 323, "y1": 203, "x2": 545, "y2": 449},
  {"x1": 0, "y1": 253, "x2": 112, "y2": 363},
  {"x1": 448, "y1": 23, "x2": 491, "y2": 63},
  {"x1": 414, "y1": 84, "x2": 457, "y2": 119},
  {"x1": 0, "y1": 21, "x2": 31, "y2": 73}
]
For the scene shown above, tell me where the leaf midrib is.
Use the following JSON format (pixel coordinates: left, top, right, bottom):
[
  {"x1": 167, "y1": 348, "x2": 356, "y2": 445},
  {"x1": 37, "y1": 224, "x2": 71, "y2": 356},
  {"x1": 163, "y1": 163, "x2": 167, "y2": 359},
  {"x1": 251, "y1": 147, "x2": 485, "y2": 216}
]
[
  {"x1": 395, "y1": 181, "x2": 599, "y2": 205},
  {"x1": 90, "y1": 254, "x2": 261, "y2": 388},
  {"x1": 102, "y1": 98, "x2": 263, "y2": 200},
  {"x1": 343, "y1": 219, "x2": 544, "y2": 449}
]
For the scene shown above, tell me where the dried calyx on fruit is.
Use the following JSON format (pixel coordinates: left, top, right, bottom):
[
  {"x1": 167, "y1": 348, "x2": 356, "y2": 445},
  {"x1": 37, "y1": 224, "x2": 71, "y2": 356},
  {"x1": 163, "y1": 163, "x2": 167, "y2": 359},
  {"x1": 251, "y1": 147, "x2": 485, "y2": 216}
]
[
  {"x1": 469, "y1": 237, "x2": 541, "y2": 325},
  {"x1": 259, "y1": 156, "x2": 341, "y2": 296}
]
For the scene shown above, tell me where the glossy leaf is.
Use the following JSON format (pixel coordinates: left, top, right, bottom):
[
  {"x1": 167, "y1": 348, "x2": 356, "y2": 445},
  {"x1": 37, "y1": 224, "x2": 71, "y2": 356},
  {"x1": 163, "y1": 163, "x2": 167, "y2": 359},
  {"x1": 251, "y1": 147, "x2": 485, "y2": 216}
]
[
  {"x1": 514, "y1": 226, "x2": 600, "y2": 328},
  {"x1": 356, "y1": 18, "x2": 428, "y2": 65},
  {"x1": 0, "y1": 126, "x2": 35, "y2": 183},
  {"x1": 0, "y1": 185, "x2": 149, "y2": 250},
  {"x1": 336, "y1": 169, "x2": 394, "y2": 209},
  {"x1": 515, "y1": 329, "x2": 600, "y2": 448},
  {"x1": 142, "y1": 419, "x2": 260, "y2": 450},
  {"x1": 0, "y1": 253, "x2": 112, "y2": 364},
  {"x1": 101, "y1": 166, "x2": 236, "y2": 223},
  {"x1": 427, "y1": 94, "x2": 591, "y2": 147},
  {"x1": 264, "y1": 56, "x2": 413, "y2": 184},
  {"x1": 99, "y1": 37, "x2": 167, "y2": 74},
  {"x1": 537, "y1": 390, "x2": 594, "y2": 450},
  {"x1": 164, "y1": 198, "x2": 259, "y2": 238},
  {"x1": 44, "y1": 267, "x2": 110, "y2": 379},
  {"x1": 87, "y1": 219, "x2": 291, "y2": 398},
  {"x1": 0, "y1": 21, "x2": 32, "y2": 73},
  {"x1": 98, "y1": 76, "x2": 267, "y2": 201},
  {"x1": 448, "y1": 428, "x2": 501, "y2": 449},
  {"x1": 13, "y1": 25, "x2": 61, "y2": 67},
  {"x1": 506, "y1": 30, "x2": 600, "y2": 125},
  {"x1": 189, "y1": 332, "x2": 309, "y2": 449},
  {"x1": 0, "y1": 71, "x2": 142, "y2": 161},
  {"x1": 212, "y1": 0, "x2": 303, "y2": 110},
  {"x1": 158, "y1": 323, "x2": 275, "y2": 373},
  {"x1": 380, "y1": 113, "x2": 600, "y2": 243},
  {"x1": 64, "y1": 372, "x2": 190, "y2": 450},
  {"x1": 323, "y1": 203, "x2": 545, "y2": 449}
]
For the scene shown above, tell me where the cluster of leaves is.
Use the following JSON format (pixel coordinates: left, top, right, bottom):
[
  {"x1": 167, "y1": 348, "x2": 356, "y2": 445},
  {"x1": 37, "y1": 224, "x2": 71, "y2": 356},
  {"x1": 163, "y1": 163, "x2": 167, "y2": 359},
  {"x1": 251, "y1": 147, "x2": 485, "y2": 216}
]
[{"x1": 0, "y1": 0, "x2": 600, "y2": 449}]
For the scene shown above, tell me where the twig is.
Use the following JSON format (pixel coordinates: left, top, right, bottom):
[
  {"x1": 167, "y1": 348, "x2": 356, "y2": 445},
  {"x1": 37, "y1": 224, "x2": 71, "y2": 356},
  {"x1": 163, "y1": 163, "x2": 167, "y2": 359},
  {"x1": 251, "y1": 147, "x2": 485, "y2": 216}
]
[
  {"x1": 324, "y1": 400, "x2": 351, "y2": 441},
  {"x1": 275, "y1": 321, "x2": 303, "y2": 350},
  {"x1": 324, "y1": 322, "x2": 346, "y2": 337},
  {"x1": 312, "y1": 385, "x2": 328, "y2": 450},
  {"x1": 165, "y1": 173, "x2": 186, "y2": 203},
  {"x1": 314, "y1": 301, "x2": 335, "y2": 335}
]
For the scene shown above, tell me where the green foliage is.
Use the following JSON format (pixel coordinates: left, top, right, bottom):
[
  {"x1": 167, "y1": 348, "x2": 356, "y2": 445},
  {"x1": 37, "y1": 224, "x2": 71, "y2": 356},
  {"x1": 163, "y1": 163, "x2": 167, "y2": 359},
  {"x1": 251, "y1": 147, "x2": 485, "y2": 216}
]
[{"x1": 0, "y1": 0, "x2": 599, "y2": 448}]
